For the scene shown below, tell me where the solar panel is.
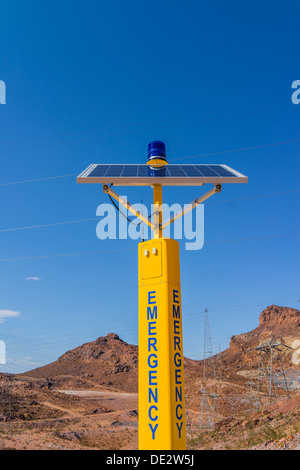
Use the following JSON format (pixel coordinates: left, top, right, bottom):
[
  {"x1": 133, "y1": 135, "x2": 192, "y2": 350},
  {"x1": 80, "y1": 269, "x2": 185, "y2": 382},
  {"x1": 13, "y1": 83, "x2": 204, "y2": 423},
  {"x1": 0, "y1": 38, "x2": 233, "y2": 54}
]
[{"x1": 77, "y1": 164, "x2": 247, "y2": 186}]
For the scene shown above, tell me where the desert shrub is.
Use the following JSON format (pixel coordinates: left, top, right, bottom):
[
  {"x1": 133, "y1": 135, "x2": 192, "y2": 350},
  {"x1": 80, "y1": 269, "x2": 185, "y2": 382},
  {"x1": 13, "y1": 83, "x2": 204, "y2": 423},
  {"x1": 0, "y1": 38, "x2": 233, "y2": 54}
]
[{"x1": 262, "y1": 424, "x2": 284, "y2": 441}]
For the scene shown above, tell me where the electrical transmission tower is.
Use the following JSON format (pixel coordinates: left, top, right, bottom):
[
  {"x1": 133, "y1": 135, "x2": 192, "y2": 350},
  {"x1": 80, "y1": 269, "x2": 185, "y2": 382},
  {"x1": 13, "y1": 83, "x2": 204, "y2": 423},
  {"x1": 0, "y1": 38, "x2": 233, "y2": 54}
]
[
  {"x1": 249, "y1": 340, "x2": 292, "y2": 409},
  {"x1": 199, "y1": 308, "x2": 219, "y2": 430},
  {"x1": 185, "y1": 395, "x2": 194, "y2": 440},
  {"x1": 245, "y1": 381, "x2": 257, "y2": 413},
  {"x1": 203, "y1": 309, "x2": 215, "y2": 382}
]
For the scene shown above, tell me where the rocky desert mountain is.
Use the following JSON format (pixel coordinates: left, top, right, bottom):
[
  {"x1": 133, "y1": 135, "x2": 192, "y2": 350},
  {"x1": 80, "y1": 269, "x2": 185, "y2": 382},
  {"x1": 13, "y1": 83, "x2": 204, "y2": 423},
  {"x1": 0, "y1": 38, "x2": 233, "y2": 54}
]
[
  {"x1": 0, "y1": 304, "x2": 299, "y2": 450},
  {"x1": 21, "y1": 332, "x2": 139, "y2": 392}
]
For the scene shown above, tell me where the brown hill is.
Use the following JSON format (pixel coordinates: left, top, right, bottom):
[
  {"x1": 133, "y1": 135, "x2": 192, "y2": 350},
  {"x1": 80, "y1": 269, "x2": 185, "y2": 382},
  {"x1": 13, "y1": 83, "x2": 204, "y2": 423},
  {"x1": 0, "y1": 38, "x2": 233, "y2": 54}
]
[
  {"x1": 22, "y1": 305, "x2": 300, "y2": 395},
  {"x1": 23, "y1": 332, "x2": 139, "y2": 392}
]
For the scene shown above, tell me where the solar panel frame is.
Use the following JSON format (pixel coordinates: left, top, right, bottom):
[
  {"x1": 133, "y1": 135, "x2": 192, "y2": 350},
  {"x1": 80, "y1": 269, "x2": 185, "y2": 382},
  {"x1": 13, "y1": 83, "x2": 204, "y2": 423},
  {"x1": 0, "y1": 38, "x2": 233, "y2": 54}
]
[{"x1": 77, "y1": 164, "x2": 247, "y2": 186}]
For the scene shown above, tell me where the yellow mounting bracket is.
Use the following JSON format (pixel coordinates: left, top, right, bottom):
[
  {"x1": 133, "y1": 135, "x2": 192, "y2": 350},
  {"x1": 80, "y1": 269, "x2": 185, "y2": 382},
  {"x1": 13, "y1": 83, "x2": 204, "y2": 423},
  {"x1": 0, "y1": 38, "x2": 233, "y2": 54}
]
[
  {"x1": 103, "y1": 182, "x2": 222, "y2": 236},
  {"x1": 103, "y1": 184, "x2": 157, "y2": 231}
]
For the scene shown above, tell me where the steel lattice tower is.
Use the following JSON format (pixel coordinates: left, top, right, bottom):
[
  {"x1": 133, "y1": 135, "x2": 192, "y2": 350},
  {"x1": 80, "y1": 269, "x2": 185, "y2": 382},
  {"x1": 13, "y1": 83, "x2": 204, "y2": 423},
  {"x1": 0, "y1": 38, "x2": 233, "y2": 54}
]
[
  {"x1": 199, "y1": 309, "x2": 219, "y2": 430},
  {"x1": 245, "y1": 381, "x2": 257, "y2": 412},
  {"x1": 249, "y1": 340, "x2": 292, "y2": 409}
]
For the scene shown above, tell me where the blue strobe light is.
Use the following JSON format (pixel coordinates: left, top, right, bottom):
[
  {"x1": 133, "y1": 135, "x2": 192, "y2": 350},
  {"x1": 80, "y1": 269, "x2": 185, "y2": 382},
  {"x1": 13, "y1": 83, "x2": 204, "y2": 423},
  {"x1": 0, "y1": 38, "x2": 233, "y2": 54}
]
[{"x1": 147, "y1": 141, "x2": 167, "y2": 163}]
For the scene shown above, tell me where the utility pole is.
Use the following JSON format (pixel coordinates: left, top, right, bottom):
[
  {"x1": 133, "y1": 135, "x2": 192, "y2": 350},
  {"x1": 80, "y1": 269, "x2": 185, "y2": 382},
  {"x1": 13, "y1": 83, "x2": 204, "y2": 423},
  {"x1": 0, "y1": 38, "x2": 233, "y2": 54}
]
[
  {"x1": 199, "y1": 309, "x2": 219, "y2": 430},
  {"x1": 203, "y1": 308, "x2": 216, "y2": 383},
  {"x1": 185, "y1": 395, "x2": 194, "y2": 440},
  {"x1": 249, "y1": 340, "x2": 292, "y2": 409},
  {"x1": 245, "y1": 381, "x2": 257, "y2": 412}
]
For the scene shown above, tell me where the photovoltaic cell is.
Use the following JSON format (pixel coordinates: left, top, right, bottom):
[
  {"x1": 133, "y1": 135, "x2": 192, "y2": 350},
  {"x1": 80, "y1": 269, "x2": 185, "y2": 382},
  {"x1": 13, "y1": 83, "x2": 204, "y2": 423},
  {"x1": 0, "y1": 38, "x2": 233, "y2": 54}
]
[
  {"x1": 105, "y1": 165, "x2": 125, "y2": 177},
  {"x1": 122, "y1": 165, "x2": 139, "y2": 176},
  {"x1": 195, "y1": 166, "x2": 219, "y2": 176},
  {"x1": 167, "y1": 165, "x2": 187, "y2": 177},
  {"x1": 88, "y1": 165, "x2": 110, "y2": 177},
  {"x1": 181, "y1": 165, "x2": 202, "y2": 176},
  {"x1": 208, "y1": 165, "x2": 235, "y2": 176}
]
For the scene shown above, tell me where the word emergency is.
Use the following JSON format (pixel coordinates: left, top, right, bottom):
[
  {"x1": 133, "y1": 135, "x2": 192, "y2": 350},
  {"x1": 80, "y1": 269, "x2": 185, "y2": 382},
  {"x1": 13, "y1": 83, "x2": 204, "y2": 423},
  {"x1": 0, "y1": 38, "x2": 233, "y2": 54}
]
[{"x1": 146, "y1": 289, "x2": 184, "y2": 440}]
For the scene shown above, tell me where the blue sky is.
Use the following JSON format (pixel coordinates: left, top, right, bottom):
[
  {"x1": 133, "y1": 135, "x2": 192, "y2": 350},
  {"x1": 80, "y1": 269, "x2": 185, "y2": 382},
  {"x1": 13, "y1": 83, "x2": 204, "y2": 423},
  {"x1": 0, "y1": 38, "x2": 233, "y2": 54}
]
[{"x1": 0, "y1": 1, "x2": 299, "y2": 373}]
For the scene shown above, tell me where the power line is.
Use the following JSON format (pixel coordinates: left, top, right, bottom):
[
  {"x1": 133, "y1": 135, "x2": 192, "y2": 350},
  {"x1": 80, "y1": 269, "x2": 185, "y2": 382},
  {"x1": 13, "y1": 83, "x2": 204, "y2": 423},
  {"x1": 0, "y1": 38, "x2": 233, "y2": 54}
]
[
  {"x1": 0, "y1": 217, "x2": 99, "y2": 233},
  {"x1": 0, "y1": 173, "x2": 77, "y2": 187},
  {"x1": 0, "y1": 233, "x2": 298, "y2": 262},
  {"x1": 5, "y1": 293, "x2": 297, "y2": 355},
  {"x1": 205, "y1": 233, "x2": 300, "y2": 244},
  {"x1": 3, "y1": 291, "x2": 298, "y2": 362},
  {"x1": 0, "y1": 247, "x2": 136, "y2": 262},
  {"x1": 169, "y1": 138, "x2": 300, "y2": 162},
  {"x1": 205, "y1": 189, "x2": 300, "y2": 205},
  {"x1": 3, "y1": 289, "x2": 296, "y2": 346},
  {"x1": 0, "y1": 189, "x2": 299, "y2": 234},
  {"x1": 2, "y1": 284, "x2": 296, "y2": 346},
  {"x1": 2, "y1": 291, "x2": 298, "y2": 372},
  {"x1": 183, "y1": 293, "x2": 299, "y2": 326},
  {"x1": 0, "y1": 138, "x2": 299, "y2": 187},
  {"x1": 184, "y1": 289, "x2": 298, "y2": 314}
]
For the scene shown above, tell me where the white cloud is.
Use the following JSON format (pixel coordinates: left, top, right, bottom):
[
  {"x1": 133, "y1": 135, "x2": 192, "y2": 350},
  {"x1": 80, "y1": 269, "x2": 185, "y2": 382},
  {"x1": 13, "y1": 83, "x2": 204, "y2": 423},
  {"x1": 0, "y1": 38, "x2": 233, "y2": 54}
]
[
  {"x1": 0, "y1": 310, "x2": 20, "y2": 324},
  {"x1": 25, "y1": 276, "x2": 41, "y2": 281},
  {"x1": 6, "y1": 356, "x2": 40, "y2": 367},
  {"x1": 2, "y1": 356, "x2": 42, "y2": 373}
]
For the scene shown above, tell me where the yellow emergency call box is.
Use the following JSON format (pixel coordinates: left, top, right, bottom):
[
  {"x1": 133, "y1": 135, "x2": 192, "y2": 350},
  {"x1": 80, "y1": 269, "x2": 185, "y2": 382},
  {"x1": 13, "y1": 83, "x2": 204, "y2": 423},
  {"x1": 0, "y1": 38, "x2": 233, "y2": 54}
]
[{"x1": 138, "y1": 238, "x2": 186, "y2": 450}]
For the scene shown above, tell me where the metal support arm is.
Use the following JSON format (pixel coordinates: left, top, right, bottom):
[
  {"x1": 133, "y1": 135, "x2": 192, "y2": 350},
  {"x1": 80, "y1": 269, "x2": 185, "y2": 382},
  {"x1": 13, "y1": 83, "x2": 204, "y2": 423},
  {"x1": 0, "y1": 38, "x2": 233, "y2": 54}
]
[
  {"x1": 160, "y1": 184, "x2": 222, "y2": 230},
  {"x1": 104, "y1": 183, "x2": 222, "y2": 235},
  {"x1": 103, "y1": 184, "x2": 156, "y2": 230}
]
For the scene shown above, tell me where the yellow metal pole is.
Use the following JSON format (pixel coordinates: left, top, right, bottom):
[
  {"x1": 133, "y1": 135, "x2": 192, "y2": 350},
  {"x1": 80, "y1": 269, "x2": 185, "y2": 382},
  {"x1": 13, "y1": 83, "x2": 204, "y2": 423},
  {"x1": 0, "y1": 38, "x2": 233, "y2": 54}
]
[{"x1": 152, "y1": 184, "x2": 163, "y2": 239}]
